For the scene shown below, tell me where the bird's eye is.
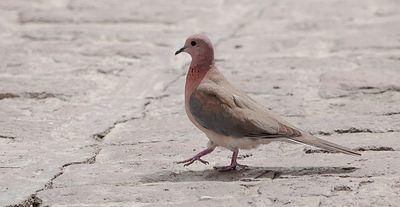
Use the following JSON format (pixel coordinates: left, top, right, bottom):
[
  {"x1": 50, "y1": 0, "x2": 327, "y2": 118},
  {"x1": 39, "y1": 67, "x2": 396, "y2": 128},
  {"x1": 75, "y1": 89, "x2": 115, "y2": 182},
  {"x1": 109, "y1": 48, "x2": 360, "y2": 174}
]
[{"x1": 191, "y1": 41, "x2": 197, "y2": 46}]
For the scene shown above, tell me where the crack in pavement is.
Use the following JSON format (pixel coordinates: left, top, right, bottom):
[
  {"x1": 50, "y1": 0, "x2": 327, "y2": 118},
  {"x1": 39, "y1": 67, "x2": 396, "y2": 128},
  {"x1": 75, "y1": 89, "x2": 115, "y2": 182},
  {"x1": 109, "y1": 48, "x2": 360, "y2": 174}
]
[
  {"x1": 0, "y1": 92, "x2": 70, "y2": 101},
  {"x1": 381, "y1": 112, "x2": 400, "y2": 116},
  {"x1": 39, "y1": 146, "x2": 101, "y2": 192},
  {"x1": 334, "y1": 128, "x2": 400, "y2": 134},
  {"x1": 8, "y1": 146, "x2": 102, "y2": 207},
  {"x1": 6, "y1": 194, "x2": 42, "y2": 207},
  {"x1": 0, "y1": 135, "x2": 16, "y2": 140},
  {"x1": 92, "y1": 101, "x2": 150, "y2": 141},
  {"x1": 145, "y1": 94, "x2": 170, "y2": 100},
  {"x1": 323, "y1": 87, "x2": 400, "y2": 99},
  {"x1": 304, "y1": 145, "x2": 396, "y2": 154},
  {"x1": 313, "y1": 128, "x2": 400, "y2": 135},
  {"x1": 10, "y1": 101, "x2": 151, "y2": 207}
]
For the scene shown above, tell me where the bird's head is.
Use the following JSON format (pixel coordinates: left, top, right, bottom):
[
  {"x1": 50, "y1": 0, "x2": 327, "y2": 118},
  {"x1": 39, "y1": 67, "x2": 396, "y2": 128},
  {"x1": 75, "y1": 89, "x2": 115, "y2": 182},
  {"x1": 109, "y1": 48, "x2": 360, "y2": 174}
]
[{"x1": 175, "y1": 34, "x2": 214, "y2": 65}]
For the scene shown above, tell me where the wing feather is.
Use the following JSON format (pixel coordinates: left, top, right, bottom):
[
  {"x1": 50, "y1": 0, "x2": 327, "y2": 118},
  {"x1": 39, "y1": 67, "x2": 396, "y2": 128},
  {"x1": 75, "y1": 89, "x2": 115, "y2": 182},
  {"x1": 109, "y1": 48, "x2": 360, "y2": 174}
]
[{"x1": 189, "y1": 84, "x2": 302, "y2": 139}]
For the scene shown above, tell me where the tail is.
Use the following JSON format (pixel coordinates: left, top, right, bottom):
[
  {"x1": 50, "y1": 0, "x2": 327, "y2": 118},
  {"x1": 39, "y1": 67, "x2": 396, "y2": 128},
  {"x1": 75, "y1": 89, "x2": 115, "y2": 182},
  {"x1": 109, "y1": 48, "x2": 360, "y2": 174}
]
[{"x1": 291, "y1": 134, "x2": 361, "y2": 156}]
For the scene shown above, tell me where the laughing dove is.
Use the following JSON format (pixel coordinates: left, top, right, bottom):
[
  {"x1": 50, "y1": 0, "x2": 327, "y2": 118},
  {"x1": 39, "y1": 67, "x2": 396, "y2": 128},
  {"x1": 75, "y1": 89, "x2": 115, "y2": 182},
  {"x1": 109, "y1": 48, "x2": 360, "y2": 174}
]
[{"x1": 175, "y1": 34, "x2": 360, "y2": 171}]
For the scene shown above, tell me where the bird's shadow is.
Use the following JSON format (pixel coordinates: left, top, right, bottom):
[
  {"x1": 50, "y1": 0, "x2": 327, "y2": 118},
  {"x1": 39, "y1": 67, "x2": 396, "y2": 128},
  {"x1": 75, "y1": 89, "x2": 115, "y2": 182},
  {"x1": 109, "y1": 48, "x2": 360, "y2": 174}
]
[{"x1": 140, "y1": 166, "x2": 358, "y2": 183}]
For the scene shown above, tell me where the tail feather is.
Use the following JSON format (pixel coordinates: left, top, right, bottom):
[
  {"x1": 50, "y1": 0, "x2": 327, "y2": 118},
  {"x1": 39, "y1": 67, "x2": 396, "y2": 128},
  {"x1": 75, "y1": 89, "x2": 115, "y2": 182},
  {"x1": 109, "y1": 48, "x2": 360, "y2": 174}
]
[{"x1": 291, "y1": 134, "x2": 361, "y2": 156}]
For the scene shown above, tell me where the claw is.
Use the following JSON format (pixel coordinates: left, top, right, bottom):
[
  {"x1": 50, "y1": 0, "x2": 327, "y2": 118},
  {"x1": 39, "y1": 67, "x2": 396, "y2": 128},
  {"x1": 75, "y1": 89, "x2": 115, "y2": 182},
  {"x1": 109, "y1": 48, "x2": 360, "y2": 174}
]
[{"x1": 198, "y1": 158, "x2": 209, "y2": 165}]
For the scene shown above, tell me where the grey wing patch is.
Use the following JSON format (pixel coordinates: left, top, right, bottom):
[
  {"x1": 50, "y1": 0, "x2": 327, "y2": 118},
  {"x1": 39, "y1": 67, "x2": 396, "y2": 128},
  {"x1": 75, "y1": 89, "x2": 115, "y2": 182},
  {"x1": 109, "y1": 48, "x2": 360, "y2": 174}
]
[
  {"x1": 189, "y1": 91, "x2": 246, "y2": 137},
  {"x1": 189, "y1": 88, "x2": 302, "y2": 139}
]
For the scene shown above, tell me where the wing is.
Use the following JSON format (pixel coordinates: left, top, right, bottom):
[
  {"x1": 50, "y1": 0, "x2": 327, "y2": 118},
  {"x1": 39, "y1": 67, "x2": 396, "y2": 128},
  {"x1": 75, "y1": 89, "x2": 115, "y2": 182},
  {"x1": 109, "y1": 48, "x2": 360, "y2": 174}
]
[{"x1": 189, "y1": 84, "x2": 302, "y2": 139}]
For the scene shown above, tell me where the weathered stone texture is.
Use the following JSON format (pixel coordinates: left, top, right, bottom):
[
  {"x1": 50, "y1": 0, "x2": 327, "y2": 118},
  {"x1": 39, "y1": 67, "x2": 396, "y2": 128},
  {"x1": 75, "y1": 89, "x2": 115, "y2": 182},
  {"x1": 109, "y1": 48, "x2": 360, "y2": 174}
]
[{"x1": 1, "y1": 0, "x2": 400, "y2": 206}]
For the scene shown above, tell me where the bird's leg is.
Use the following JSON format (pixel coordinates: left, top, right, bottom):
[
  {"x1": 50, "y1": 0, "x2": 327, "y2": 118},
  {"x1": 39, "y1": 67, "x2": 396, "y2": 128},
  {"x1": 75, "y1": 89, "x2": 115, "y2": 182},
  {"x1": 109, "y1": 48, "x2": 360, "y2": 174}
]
[
  {"x1": 177, "y1": 146, "x2": 216, "y2": 167},
  {"x1": 214, "y1": 149, "x2": 248, "y2": 172}
]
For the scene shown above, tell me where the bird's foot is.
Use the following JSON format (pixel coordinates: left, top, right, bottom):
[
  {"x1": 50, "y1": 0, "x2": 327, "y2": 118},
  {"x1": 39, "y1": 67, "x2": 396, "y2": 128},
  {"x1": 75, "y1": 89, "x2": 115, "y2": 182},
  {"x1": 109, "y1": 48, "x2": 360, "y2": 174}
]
[
  {"x1": 176, "y1": 147, "x2": 215, "y2": 167},
  {"x1": 176, "y1": 156, "x2": 209, "y2": 167},
  {"x1": 214, "y1": 163, "x2": 248, "y2": 172}
]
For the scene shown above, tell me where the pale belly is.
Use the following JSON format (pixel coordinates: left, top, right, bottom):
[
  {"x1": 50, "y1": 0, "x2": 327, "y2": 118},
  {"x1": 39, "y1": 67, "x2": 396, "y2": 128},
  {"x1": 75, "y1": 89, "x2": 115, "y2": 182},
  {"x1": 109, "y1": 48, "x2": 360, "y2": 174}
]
[{"x1": 205, "y1": 130, "x2": 273, "y2": 150}]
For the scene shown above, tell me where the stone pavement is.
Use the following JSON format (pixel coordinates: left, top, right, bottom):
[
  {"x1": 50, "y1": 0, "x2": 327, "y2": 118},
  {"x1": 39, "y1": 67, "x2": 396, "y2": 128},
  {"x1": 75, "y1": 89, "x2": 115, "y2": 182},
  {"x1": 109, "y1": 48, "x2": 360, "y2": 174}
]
[{"x1": 1, "y1": 0, "x2": 400, "y2": 206}]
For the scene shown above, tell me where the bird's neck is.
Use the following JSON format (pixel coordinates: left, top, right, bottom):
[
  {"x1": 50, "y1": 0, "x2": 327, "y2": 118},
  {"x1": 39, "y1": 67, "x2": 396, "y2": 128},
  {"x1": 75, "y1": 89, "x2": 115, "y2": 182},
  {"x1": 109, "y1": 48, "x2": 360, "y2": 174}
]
[{"x1": 185, "y1": 61, "x2": 213, "y2": 98}]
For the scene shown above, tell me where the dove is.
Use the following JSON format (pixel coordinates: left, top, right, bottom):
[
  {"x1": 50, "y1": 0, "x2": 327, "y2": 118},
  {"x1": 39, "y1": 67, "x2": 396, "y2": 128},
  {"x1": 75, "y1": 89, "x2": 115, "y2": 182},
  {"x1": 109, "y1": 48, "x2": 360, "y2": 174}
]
[{"x1": 175, "y1": 34, "x2": 360, "y2": 171}]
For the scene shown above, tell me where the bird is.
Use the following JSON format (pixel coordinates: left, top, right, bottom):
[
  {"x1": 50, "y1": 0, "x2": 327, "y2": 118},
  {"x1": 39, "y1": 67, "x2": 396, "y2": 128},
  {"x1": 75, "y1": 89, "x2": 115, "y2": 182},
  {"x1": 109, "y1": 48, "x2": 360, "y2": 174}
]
[{"x1": 174, "y1": 34, "x2": 361, "y2": 171}]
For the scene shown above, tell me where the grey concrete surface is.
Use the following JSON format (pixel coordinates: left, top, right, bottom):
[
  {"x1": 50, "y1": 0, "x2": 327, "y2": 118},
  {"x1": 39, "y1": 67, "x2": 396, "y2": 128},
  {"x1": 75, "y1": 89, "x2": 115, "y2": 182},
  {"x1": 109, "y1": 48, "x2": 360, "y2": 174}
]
[{"x1": 1, "y1": 0, "x2": 400, "y2": 206}]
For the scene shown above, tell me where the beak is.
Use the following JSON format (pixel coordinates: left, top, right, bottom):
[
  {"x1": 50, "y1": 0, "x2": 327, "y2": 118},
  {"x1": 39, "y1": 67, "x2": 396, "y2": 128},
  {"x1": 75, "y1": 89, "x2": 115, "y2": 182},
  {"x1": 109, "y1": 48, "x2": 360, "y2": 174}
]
[{"x1": 175, "y1": 47, "x2": 185, "y2": 55}]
